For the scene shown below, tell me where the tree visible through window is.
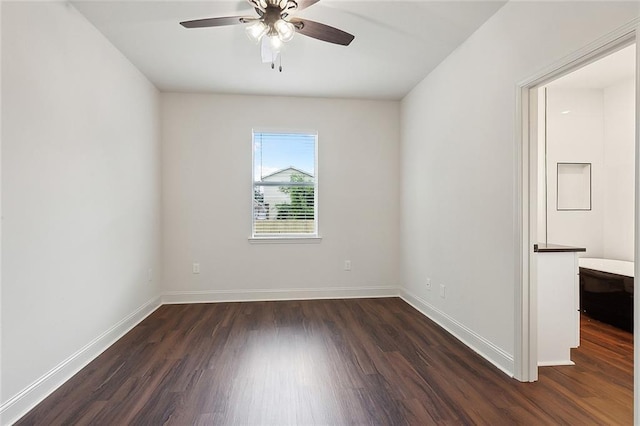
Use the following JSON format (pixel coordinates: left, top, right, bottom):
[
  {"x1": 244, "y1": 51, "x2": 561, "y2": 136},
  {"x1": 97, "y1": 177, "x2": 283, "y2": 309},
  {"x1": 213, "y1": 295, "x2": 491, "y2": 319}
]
[{"x1": 252, "y1": 131, "x2": 317, "y2": 237}]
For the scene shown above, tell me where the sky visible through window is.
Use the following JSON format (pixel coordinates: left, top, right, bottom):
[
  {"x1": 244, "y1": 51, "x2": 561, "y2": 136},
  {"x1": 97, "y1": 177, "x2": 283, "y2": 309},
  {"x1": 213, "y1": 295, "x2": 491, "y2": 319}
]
[{"x1": 254, "y1": 132, "x2": 316, "y2": 180}]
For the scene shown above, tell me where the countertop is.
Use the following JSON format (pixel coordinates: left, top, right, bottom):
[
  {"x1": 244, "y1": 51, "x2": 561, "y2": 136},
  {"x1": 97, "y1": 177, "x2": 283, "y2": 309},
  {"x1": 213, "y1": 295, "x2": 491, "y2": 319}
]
[
  {"x1": 579, "y1": 258, "x2": 634, "y2": 277},
  {"x1": 534, "y1": 243, "x2": 586, "y2": 253}
]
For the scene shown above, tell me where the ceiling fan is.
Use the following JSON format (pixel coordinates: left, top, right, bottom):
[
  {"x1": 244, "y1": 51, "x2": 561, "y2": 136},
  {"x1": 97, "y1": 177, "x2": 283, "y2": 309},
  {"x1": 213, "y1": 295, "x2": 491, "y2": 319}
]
[{"x1": 180, "y1": 0, "x2": 355, "y2": 71}]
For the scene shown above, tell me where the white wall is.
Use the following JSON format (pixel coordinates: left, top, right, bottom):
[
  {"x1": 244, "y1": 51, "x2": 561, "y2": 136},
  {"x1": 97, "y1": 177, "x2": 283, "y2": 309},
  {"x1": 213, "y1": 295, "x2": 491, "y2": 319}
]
[
  {"x1": 400, "y1": 1, "x2": 639, "y2": 374},
  {"x1": 603, "y1": 78, "x2": 635, "y2": 261},
  {"x1": 542, "y1": 80, "x2": 635, "y2": 261},
  {"x1": 545, "y1": 88, "x2": 605, "y2": 258},
  {"x1": 1, "y1": 2, "x2": 162, "y2": 422},
  {"x1": 537, "y1": 88, "x2": 547, "y2": 243},
  {"x1": 161, "y1": 93, "x2": 400, "y2": 300}
]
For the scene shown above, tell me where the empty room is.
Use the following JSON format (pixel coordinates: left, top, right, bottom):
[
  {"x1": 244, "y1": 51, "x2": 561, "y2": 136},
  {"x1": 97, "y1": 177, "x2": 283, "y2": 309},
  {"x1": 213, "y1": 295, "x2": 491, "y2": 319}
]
[{"x1": 1, "y1": 1, "x2": 639, "y2": 425}]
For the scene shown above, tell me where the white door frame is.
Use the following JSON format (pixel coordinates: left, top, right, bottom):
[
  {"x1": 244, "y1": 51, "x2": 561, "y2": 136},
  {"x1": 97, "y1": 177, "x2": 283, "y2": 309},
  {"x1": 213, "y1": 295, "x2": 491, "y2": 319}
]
[{"x1": 514, "y1": 18, "x2": 639, "y2": 399}]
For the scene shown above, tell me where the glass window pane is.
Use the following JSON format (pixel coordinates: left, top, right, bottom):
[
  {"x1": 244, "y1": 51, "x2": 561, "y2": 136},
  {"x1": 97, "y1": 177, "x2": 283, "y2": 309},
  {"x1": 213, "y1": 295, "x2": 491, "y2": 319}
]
[{"x1": 253, "y1": 131, "x2": 317, "y2": 237}]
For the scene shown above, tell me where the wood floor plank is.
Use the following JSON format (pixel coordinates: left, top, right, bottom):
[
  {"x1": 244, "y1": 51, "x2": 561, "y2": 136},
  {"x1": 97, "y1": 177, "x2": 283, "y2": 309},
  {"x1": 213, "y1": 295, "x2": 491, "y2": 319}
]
[{"x1": 14, "y1": 298, "x2": 633, "y2": 425}]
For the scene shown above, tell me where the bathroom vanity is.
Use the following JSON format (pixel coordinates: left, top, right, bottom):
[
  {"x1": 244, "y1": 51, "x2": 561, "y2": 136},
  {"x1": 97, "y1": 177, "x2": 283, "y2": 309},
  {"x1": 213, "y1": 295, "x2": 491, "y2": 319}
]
[{"x1": 535, "y1": 243, "x2": 586, "y2": 366}]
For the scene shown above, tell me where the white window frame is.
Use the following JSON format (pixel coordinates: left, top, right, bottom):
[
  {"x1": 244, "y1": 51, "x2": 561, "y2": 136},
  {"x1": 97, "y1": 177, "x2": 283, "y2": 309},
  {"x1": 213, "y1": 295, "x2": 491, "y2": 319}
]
[{"x1": 250, "y1": 129, "x2": 320, "y2": 242}]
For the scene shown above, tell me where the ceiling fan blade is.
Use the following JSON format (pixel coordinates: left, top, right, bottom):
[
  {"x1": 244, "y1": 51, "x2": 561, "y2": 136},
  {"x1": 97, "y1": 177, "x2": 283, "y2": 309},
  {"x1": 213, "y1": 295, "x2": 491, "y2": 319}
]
[
  {"x1": 290, "y1": 18, "x2": 354, "y2": 46},
  {"x1": 294, "y1": 0, "x2": 320, "y2": 11},
  {"x1": 180, "y1": 16, "x2": 250, "y2": 29}
]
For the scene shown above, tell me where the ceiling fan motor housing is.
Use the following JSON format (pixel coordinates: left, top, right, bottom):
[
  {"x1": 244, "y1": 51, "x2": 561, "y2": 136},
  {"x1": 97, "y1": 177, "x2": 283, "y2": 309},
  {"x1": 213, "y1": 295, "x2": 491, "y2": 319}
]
[{"x1": 264, "y1": 6, "x2": 283, "y2": 36}]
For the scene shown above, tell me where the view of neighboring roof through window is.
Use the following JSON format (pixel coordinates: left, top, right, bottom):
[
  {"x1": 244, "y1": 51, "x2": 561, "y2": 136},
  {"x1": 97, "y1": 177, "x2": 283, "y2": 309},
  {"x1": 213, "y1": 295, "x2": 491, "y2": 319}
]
[{"x1": 252, "y1": 131, "x2": 318, "y2": 239}]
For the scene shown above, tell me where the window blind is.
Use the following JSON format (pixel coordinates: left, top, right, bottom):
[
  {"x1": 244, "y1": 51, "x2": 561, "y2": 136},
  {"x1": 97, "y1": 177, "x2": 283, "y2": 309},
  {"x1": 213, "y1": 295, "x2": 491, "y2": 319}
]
[{"x1": 252, "y1": 131, "x2": 317, "y2": 237}]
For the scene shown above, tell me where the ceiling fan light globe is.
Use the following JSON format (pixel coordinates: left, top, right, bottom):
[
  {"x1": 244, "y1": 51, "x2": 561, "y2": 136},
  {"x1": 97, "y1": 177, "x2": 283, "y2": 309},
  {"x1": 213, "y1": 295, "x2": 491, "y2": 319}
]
[
  {"x1": 246, "y1": 21, "x2": 268, "y2": 43},
  {"x1": 268, "y1": 35, "x2": 283, "y2": 52},
  {"x1": 274, "y1": 19, "x2": 295, "y2": 42}
]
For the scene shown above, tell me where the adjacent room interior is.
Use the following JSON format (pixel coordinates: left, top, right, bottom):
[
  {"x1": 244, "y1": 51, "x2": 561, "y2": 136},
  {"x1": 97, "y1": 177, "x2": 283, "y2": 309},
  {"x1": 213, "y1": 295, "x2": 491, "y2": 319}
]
[
  {"x1": 1, "y1": 1, "x2": 639, "y2": 425},
  {"x1": 534, "y1": 44, "x2": 635, "y2": 372}
]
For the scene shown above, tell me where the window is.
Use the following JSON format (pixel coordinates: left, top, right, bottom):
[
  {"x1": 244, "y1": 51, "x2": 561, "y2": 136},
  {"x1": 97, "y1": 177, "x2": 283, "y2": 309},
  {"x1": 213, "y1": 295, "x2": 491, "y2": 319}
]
[{"x1": 252, "y1": 131, "x2": 318, "y2": 238}]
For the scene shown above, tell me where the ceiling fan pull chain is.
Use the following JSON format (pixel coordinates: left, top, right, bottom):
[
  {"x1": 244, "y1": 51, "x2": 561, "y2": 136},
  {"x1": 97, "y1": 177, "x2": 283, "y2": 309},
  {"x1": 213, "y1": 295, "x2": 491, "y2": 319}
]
[{"x1": 279, "y1": 55, "x2": 283, "y2": 72}]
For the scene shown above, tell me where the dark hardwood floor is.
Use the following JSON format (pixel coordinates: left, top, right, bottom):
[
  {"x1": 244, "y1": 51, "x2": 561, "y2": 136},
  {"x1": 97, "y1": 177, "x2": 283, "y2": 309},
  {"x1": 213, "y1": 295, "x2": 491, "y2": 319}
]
[{"x1": 15, "y1": 298, "x2": 633, "y2": 425}]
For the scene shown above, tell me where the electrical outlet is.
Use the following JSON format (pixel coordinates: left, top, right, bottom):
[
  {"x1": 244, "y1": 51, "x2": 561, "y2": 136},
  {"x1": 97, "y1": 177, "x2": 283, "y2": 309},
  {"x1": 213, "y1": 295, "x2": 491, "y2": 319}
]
[
  {"x1": 344, "y1": 260, "x2": 352, "y2": 271},
  {"x1": 439, "y1": 284, "x2": 446, "y2": 299},
  {"x1": 193, "y1": 263, "x2": 200, "y2": 274},
  {"x1": 426, "y1": 278, "x2": 432, "y2": 290}
]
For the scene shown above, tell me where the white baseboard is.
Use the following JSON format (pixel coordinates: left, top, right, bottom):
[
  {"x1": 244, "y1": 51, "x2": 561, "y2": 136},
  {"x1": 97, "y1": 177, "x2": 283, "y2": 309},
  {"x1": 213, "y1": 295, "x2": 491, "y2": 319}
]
[
  {"x1": 400, "y1": 287, "x2": 514, "y2": 377},
  {"x1": 0, "y1": 296, "x2": 162, "y2": 426},
  {"x1": 538, "y1": 360, "x2": 575, "y2": 367},
  {"x1": 161, "y1": 286, "x2": 399, "y2": 304}
]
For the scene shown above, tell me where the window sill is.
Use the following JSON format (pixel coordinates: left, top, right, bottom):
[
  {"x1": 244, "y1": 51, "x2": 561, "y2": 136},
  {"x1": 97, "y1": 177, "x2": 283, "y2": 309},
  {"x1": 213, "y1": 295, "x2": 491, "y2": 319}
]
[{"x1": 248, "y1": 236, "x2": 323, "y2": 244}]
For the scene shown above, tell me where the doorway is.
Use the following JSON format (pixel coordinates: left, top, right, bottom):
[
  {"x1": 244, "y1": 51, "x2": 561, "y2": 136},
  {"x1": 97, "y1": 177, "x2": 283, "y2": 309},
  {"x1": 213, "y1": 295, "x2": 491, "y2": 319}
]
[
  {"x1": 537, "y1": 44, "x2": 636, "y2": 365},
  {"x1": 515, "y1": 24, "x2": 638, "y2": 390}
]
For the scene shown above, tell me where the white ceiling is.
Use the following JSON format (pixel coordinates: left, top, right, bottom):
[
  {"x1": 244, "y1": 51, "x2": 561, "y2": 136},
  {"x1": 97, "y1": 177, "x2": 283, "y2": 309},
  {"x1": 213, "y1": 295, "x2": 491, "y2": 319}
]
[
  {"x1": 547, "y1": 44, "x2": 636, "y2": 89},
  {"x1": 72, "y1": 0, "x2": 506, "y2": 100}
]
